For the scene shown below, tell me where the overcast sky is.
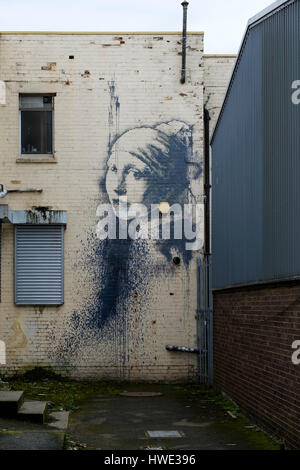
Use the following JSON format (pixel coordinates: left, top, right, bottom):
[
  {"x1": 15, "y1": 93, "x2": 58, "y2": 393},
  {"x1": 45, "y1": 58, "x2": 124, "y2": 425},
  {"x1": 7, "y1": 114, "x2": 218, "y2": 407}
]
[{"x1": 0, "y1": 0, "x2": 274, "y2": 53}]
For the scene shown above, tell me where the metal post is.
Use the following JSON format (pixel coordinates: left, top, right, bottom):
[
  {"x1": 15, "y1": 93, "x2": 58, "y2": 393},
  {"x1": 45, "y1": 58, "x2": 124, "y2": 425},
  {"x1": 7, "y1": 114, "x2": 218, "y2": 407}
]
[
  {"x1": 180, "y1": 1, "x2": 189, "y2": 84},
  {"x1": 204, "y1": 108, "x2": 211, "y2": 256},
  {"x1": 197, "y1": 108, "x2": 214, "y2": 386}
]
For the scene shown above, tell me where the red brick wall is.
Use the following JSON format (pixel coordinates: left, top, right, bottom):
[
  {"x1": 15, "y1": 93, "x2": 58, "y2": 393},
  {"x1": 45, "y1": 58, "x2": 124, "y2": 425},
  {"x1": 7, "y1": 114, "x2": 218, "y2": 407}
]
[{"x1": 213, "y1": 281, "x2": 300, "y2": 449}]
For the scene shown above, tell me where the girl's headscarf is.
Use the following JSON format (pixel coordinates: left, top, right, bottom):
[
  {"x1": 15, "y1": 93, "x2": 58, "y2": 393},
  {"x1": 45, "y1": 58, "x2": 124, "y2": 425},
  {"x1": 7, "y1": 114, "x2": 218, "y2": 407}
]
[{"x1": 109, "y1": 120, "x2": 193, "y2": 178}]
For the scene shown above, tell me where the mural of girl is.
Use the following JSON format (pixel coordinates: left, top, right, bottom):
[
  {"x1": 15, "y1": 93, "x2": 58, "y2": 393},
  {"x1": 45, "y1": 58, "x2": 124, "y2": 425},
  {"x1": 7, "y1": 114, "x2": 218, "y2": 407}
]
[
  {"x1": 104, "y1": 120, "x2": 201, "y2": 242},
  {"x1": 106, "y1": 121, "x2": 194, "y2": 215},
  {"x1": 53, "y1": 119, "x2": 202, "y2": 375}
]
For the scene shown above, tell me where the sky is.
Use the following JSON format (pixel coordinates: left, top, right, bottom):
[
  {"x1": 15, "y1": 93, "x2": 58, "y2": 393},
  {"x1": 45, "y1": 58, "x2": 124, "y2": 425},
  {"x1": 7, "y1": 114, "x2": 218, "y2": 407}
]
[{"x1": 0, "y1": 0, "x2": 274, "y2": 53}]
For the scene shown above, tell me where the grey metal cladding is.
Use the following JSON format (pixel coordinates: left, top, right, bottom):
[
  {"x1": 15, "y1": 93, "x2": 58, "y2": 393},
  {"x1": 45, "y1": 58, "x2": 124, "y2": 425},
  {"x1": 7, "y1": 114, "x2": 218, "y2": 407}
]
[
  {"x1": 248, "y1": 0, "x2": 294, "y2": 27},
  {"x1": 262, "y1": 0, "x2": 300, "y2": 280},
  {"x1": 14, "y1": 225, "x2": 64, "y2": 305},
  {"x1": 212, "y1": 0, "x2": 300, "y2": 289},
  {"x1": 212, "y1": 25, "x2": 263, "y2": 289}
]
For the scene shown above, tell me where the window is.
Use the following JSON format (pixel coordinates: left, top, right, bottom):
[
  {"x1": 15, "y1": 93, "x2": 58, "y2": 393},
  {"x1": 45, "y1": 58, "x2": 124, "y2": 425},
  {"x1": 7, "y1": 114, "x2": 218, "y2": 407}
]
[
  {"x1": 14, "y1": 225, "x2": 64, "y2": 305},
  {"x1": 20, "y1": 94, "x2": 54, "y2": 155}
]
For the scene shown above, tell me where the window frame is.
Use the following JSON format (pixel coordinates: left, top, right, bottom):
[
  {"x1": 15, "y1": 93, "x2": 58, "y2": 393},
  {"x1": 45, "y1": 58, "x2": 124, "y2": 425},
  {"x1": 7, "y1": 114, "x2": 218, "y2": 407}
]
[{"x1": 19, "y1": 93, "x2": 55, "y2": 158}]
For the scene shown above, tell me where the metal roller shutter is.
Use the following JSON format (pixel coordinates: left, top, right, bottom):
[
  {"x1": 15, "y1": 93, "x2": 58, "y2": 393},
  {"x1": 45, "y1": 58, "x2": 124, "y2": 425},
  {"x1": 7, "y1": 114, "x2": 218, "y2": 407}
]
[{"x1": 15, "y1": 225, "x2": 64, "y2": 305}]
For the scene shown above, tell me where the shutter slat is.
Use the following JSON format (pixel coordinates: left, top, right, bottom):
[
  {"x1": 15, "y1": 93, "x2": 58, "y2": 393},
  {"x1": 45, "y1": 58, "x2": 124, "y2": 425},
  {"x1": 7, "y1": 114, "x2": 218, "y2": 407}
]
[{"x1": 15, "y1": 225, "x2": 64, "y2": 305}]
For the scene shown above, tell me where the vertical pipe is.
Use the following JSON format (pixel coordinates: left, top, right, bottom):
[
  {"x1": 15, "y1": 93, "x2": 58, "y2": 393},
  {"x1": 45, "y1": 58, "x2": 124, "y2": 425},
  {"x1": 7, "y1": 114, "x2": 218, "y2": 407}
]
[
  {"x1": 180, "y1": 1, "x2": 189, "y2": 84},
  {"x1": 196, "y1": 262, "x2": 202, "y2": 383},
  {"x1": 204, "y1": 107, "x2": 213, "y2": 385},
  {"x1": 204, "y1": 108, "x2": 211, "y2": 256}
]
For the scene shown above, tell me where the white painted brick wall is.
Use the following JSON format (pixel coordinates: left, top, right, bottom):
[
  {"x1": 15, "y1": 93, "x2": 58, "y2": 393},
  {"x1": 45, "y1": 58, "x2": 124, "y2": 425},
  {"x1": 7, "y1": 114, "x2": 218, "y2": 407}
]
[
  {"x1": 203, "y1": 55, "x2": 236, "y2": 137},
  {"x1": 0, "y1": 33, "x2": 230, "y2": 382}
]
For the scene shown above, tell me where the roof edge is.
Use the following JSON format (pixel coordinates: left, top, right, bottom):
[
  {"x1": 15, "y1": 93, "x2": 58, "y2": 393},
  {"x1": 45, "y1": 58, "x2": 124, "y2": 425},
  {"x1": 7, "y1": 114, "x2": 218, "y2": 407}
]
[
  {"x1": 203, "y1": 54, "x2": 237, "y2": 58},
  {"x1": 210, "y1": 0, "x2": 293, "y2": 144},
  {"x1": 248, "y1": 0, "x2": 291, "y2": 26},
  {"x1": 0, "y1": 31, "x2": 204, "y2": 35}
]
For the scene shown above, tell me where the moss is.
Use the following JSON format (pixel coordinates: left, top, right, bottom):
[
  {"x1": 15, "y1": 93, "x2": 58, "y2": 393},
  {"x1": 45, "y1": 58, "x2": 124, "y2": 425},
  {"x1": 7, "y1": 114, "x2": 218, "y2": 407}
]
[
  {"x1": 156, "y1": 384, "x2": 281, "y2": 450},
  {"x1": 215, "y1": 420, "x2": 281, "y2": 450},
  {"x1": 4, "y1": 375, "x2": 281, "y2": 449},
  {"x1": 10, "y1": 367, "x2": 63, "y2": 382},
  {"x1": 0, "y1": 430, "x2": 22, "y2": 436},
  {"x1": 8, "y1": 371, "x2": 122, "y2": 412}
]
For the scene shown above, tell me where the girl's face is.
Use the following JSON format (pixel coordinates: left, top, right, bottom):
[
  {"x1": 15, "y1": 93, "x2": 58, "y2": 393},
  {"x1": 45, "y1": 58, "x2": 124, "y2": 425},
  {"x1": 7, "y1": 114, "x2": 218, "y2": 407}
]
[{"x1": 106, "y1": 149, "x2": 150, "y2": 218}]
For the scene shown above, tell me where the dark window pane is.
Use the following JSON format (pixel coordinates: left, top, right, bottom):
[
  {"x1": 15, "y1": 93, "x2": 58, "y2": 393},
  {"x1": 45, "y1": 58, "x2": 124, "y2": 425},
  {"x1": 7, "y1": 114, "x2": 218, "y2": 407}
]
[
  {"x1": 20, "y1": 95, "x2": 53, "y2": 110},
  {"x1": 21, "y1": 110, "x2": 52, "y2": 154}
]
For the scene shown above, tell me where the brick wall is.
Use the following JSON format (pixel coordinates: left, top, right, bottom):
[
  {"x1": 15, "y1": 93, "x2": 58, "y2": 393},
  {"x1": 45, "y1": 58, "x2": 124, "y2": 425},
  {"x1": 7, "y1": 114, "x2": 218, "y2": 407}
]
[
  {"x1": 203, "y1": 55, "x2": 236, "y2": 137},
  {"x1": 0, "y1": 33, "x2": 233, "y2": 382},
  {"x1": 214, "y1": 281, "x2": 300, "y2": 449},
  {"x1": 0, "y1": 32, "x2": 204, "y2": 381}
]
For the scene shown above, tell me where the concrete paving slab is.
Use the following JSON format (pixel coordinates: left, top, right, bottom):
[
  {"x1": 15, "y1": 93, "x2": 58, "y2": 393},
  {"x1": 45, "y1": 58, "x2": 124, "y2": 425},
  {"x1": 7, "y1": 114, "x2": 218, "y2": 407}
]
[
  {"x1": 0, "y1": 431, "x2": 65, "y2": 450},
  {"x1": 146, "y1": 430, "x2": 183, "y2": 438},
  {"x1": 0, "y1": 391, "x2": 24, "y2": 403},
  {"x1": 18, "y1": 401, "x2": 47, "y2": 424},
  {"x1": 0, "y1": 391, "x2": 24, "y2": 417},
  {"x1": 120, "y1": 392, "x2": 163, "y2": 397},
  {"x1": 48, "y1": 411, "x2": 69, "y2": 430}
]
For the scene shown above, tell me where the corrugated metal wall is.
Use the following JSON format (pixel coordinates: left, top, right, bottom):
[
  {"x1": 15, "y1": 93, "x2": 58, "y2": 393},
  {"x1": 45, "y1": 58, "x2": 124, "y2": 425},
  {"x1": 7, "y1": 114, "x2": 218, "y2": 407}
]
[{"x1": 212, "y1": 0, "x2": 300, "y2": 289}]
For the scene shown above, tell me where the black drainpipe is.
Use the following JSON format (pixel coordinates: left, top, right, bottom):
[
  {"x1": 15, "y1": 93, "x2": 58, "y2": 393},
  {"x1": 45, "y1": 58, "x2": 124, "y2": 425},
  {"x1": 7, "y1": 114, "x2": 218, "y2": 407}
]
[
  {"x1": 180, "y1": 1, "x2": 189, "y2": 84},
  {"x1": 203, "y1": 106, "x2": 213, "y2": 385},
  {"x1": 204, "y1": 107, "x2": 211, "y2": 256}
]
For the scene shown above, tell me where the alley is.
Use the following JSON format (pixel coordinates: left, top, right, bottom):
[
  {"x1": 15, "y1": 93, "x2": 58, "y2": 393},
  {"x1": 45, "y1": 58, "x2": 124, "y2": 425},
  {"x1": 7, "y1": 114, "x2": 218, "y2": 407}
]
[{"x1": 67, "y1": 384, "x2": 279, "y2": 450}]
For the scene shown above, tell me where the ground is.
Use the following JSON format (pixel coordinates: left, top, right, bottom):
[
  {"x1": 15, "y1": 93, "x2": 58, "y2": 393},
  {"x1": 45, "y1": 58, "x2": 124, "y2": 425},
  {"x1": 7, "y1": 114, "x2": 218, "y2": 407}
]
[
  {"x1": 65, "y1": 384, "x2": 280, "y2": 450},
  {"x1": 0, "y1": 370, "x2": 280, "y2": 450}
]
